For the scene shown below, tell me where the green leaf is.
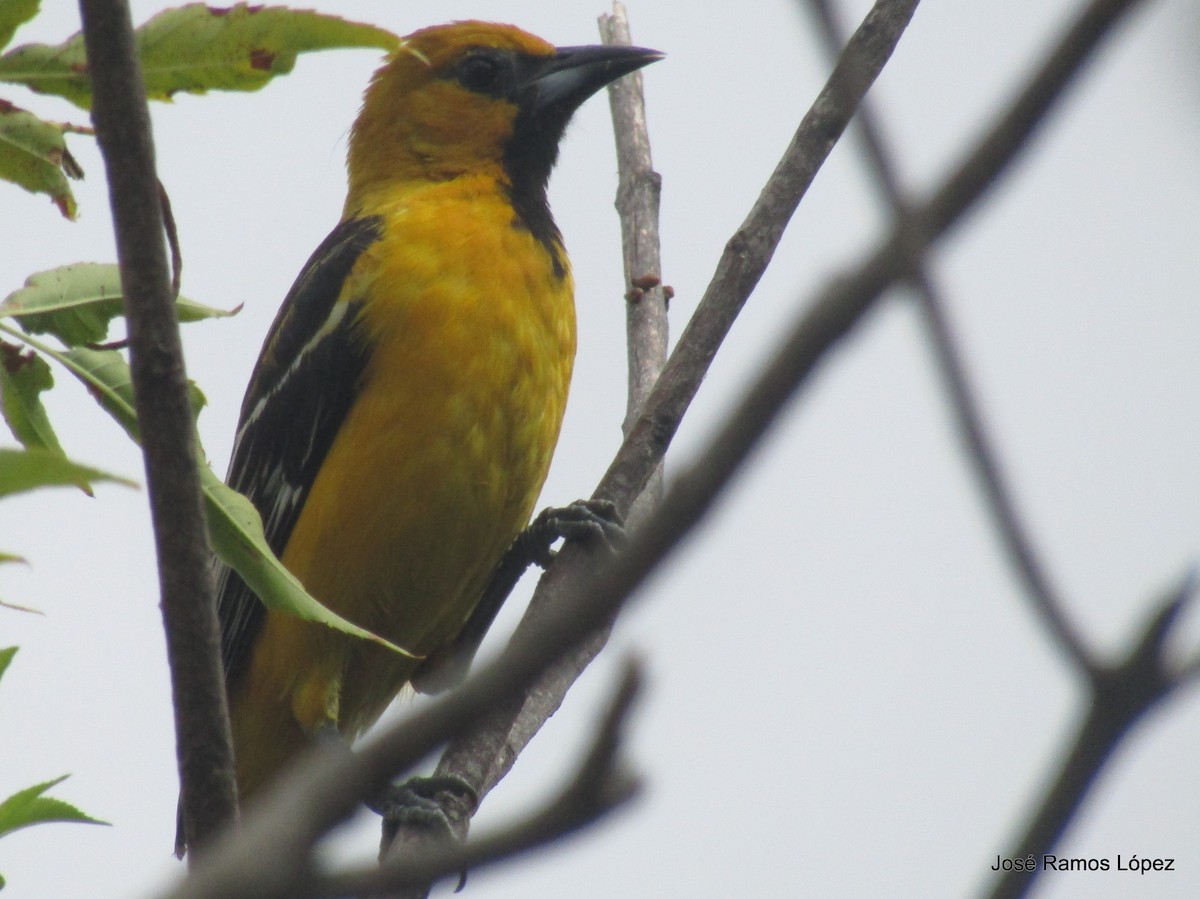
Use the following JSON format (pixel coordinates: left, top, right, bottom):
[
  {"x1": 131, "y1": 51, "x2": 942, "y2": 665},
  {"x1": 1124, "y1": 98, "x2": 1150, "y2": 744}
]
[
  {"x1": 0, "y1": 3, "x2": 399, "y2": 109},
  {"x1": 0, "y1": 646, "x2": 15, "y2": 683},
  {"x1": 0, "y1": 0, "x2": 38, "y2": 53},
  {"x1": 0, "y1": 775, "x2": 108, "y2": 840},
  {"x1": 0, "y1": 339, "x2": 62, "y2": 453},
  {"x1": 0, "y1": 263, "x2": 234, "y2": 346},
  {"x1": 202, "y1": 467, "x2": 419, "y2": 660},
  {"x1": 0, "y1": 336, "x2": 417, "y2": 659},
  {"x1": 0, "y1": 446, "x2": 136, "y2": 498},
  {"x1": 0, "y1": 100, "x2": 80, "y2": 218}
]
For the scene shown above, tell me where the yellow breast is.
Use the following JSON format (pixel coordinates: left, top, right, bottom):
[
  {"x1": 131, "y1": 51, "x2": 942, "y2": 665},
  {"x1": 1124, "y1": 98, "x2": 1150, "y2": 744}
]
[{"x1": 258, "y1": 175, "x2": 575, "y2": 738}]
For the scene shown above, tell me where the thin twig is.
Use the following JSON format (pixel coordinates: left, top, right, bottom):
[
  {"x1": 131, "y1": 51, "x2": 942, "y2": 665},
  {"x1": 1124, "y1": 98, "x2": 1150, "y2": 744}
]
[
  {"x1": 76, "y1": 0, "x2": 235, "y2": 859},
  {"x1": 803, "y1": 0, "x2": 1094, "y2": 671},
  {"x1": 602, "y1": 0, "x2": 670, "y2": 522}
]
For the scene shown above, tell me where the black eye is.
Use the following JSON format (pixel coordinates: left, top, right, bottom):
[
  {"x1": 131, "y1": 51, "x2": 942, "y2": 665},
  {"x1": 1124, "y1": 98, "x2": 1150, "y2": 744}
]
[{"x1": 457, "y1": 51, "x2": 504, "y2": 94}]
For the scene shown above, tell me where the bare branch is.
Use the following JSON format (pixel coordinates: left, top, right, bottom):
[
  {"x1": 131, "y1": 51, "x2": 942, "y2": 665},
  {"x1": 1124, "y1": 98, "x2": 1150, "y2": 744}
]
[
  {"x1": 803, "y1": 0, "x2": 1095, "y2": 671},
  {"x1": 76, "y1": 0, "x2": 235, "y2": 858},
  {"x1": 601, "y1": 1, "x2": 670, "y2": 523},
  {"x1": 594, "y1": 0, "x2": 920, "y2": 514}
]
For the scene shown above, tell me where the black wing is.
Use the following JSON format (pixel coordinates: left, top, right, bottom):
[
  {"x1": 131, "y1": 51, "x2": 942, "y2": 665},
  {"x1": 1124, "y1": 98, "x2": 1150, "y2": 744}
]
[{"x1": 218, "y1": 216, "x2": 383, "y2": 689}]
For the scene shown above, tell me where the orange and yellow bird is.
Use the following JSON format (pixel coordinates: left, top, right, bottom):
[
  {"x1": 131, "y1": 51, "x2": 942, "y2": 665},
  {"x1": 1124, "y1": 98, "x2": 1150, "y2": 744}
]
[{"x1": 176, "y1": 21, "x2": 659, "y2": 852}]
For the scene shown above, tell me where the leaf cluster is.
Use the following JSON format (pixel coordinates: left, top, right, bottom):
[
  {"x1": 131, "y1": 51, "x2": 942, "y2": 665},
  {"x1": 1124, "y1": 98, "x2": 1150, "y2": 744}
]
[{"x1": 0, "y1": 10, "x2": 410, "y2": 881}]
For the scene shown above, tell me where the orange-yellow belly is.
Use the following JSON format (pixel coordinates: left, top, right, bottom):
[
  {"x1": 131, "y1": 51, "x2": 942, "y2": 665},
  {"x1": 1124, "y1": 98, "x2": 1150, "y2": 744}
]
[{"x1": 229, "y1": 177, "x2": 575, "y2": 799}]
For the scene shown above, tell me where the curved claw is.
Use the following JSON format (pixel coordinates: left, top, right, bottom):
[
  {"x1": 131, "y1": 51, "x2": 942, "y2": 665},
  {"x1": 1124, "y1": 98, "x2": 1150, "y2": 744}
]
[
  {"x1": 411, "y1": 498, "x2": 626, "y2": 694},
  {"x1": 521, "y1": 498, "x2": 627, "y2": 568}
]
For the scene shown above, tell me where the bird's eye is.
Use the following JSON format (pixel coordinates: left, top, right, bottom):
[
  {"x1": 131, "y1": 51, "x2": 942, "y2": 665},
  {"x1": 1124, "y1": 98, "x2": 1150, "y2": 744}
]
[{"x1": 457, "y1": 51, "x2": 504, "y2": 94}]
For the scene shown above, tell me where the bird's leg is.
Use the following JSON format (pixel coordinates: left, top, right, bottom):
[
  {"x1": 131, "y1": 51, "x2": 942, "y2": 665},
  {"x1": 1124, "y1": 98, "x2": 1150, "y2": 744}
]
[{"x1": 410, "y1": 498, "x2": 625, "y2": 694}]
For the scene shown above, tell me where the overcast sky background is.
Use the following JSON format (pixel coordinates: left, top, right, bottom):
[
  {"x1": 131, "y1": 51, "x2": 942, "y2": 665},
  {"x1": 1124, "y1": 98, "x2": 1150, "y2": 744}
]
[{"x1": 3, "y1": 0, "x2": 1199, "y2": 896}]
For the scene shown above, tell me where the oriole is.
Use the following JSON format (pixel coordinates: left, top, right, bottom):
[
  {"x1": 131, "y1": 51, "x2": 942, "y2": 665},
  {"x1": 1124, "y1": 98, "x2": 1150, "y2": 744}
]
[{"x1": 175, "y1": 21, "x2": 659, "y2": 852}]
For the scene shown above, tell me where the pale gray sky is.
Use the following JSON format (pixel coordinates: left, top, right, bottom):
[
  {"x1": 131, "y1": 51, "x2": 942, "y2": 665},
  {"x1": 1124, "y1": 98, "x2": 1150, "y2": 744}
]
[{"x1": 3, "y1": 1, "x2": 1199, "y2": 897}]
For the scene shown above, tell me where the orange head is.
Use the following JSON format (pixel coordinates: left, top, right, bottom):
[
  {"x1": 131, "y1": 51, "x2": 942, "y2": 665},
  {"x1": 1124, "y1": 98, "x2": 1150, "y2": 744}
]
[{"x1": 345, "y1": 20, "x2": 661, "y2": 214}]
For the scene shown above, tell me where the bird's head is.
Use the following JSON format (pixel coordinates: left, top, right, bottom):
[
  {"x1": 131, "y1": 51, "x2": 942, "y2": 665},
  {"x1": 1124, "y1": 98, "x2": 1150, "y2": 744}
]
[{"x1": 345, "y1": 21, "x2": 661, "y2": 214}]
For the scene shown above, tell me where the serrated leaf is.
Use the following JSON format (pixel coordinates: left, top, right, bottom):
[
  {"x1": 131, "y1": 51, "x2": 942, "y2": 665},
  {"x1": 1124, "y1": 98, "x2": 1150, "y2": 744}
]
[
  {"x1": 0, "y1": 99, "x2": 79, "y2": 218},
  {"x1": 0, "y1": 339, "x2": 62, "y2": 453},
  {"x1": 0, "y1": 263, "x2": 233, "y2": 346},
  {"x1": 0, "y1": 336, "x2": 416, "y2": 658},
  {"x1": 0, "y1": 3, "x2": 398, "y2": 110},
  {"x1": 0, "y1": 446, "x2": 136, "y2": 498},
  {"x1": 0, "y1": 0, "x2": 39, "y2": 53},
  {"x1": 0, "y1": 776, "x2": 108, "y2": 839},
  {"x1": 0, "y1": 645, "x2": 15, "y2": 683}
]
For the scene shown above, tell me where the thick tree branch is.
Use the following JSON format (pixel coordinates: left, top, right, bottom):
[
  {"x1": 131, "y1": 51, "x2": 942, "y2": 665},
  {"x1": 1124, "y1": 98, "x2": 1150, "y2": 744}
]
[{"x1": 76, "y1": 0, "x2": 235, "y2": 859}]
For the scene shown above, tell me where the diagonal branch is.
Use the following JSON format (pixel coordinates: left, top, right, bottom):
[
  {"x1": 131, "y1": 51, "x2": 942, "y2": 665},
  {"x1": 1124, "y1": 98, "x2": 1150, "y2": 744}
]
[
  {"x1": 388, "y1": 0, "x2": 924, "y2": 870},
  {"x1": 76, "y1": 0, "x2": 236, "y2": 859},
  {"x1": 802, "y1": 0, "x2": 1095, "y2": 671}
]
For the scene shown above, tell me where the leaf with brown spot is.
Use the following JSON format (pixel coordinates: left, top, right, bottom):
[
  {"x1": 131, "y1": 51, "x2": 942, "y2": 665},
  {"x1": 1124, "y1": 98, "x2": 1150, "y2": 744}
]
[
  {"x1": 0, "y1": 3, "x2": 399, "y2": 109},
  {"x1": 0, "y1": 101, "x2": 80, "y2": 218}
]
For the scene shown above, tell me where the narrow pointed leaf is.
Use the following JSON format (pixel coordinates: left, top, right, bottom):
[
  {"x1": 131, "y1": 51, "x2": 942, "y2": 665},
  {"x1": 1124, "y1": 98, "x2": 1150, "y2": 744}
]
[
  {"x1": 0, "y1": 776, "x2": 108, "y2": 839},
  {"x1": 202, "y1": 467, "x2": 419, "y2": 659},
  {"x1": 0, "y1": 446, "x2": 135, "y2": 498}
]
